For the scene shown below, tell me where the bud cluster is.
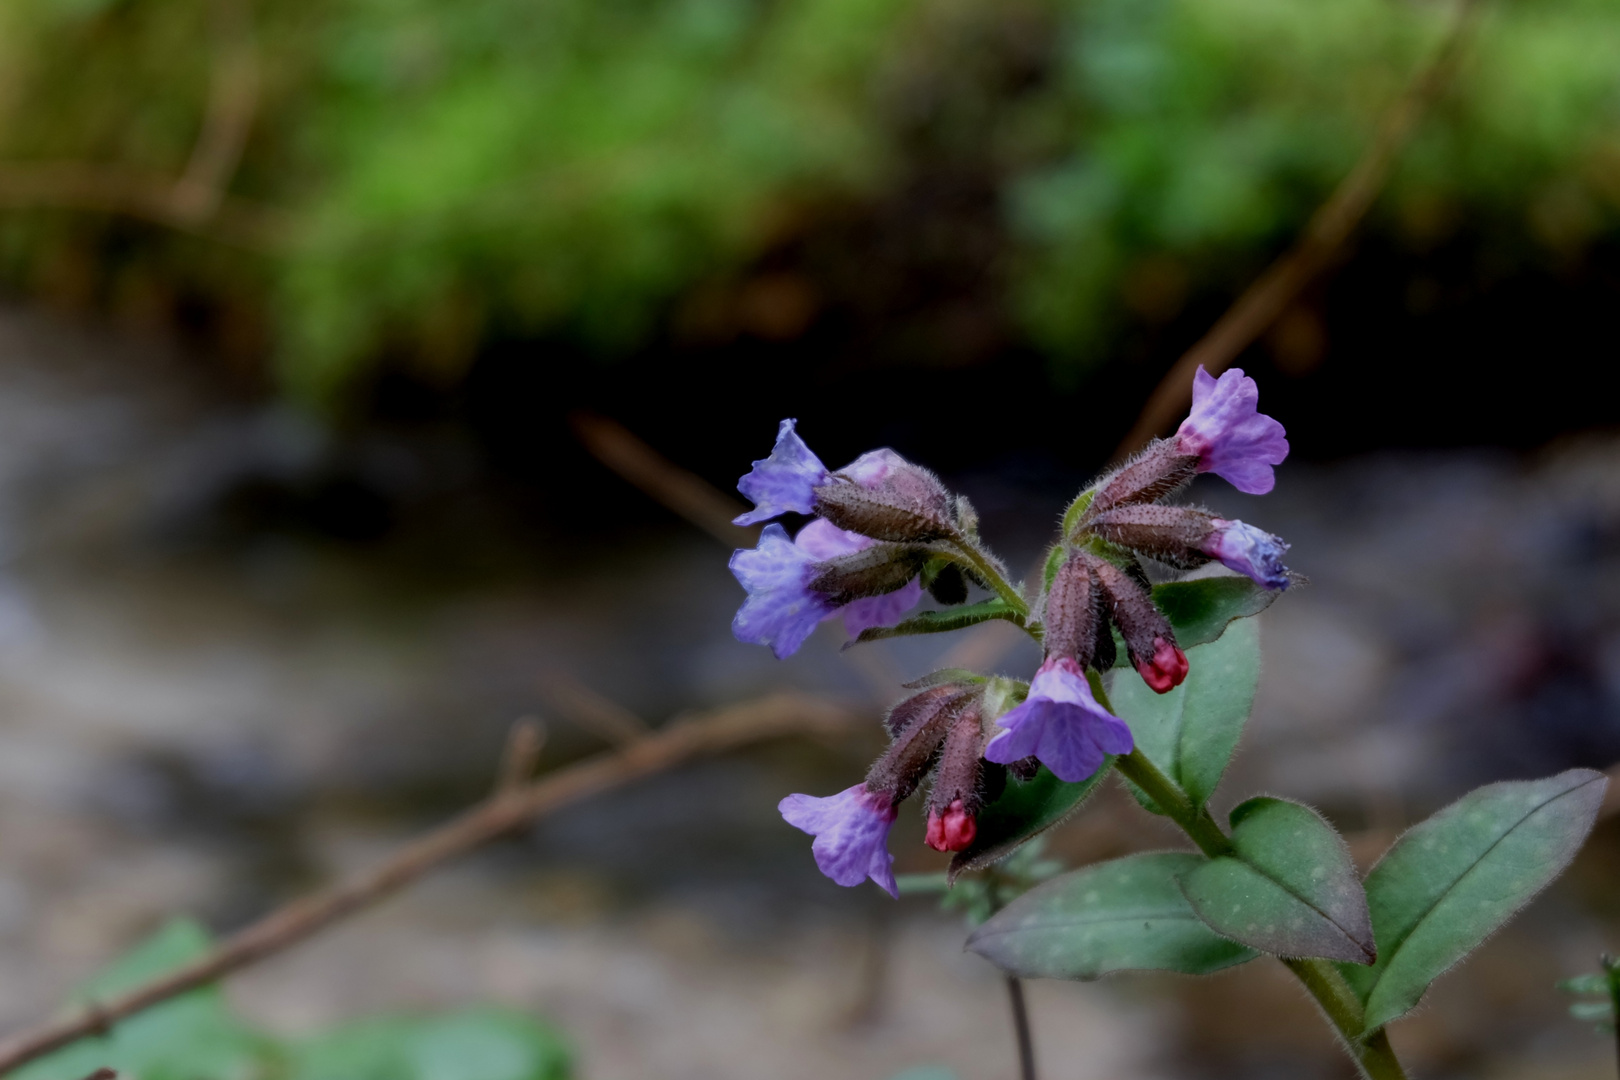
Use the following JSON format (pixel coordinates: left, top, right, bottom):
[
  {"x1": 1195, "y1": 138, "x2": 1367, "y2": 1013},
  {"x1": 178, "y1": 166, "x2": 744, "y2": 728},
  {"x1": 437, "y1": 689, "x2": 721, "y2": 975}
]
[{"x1": 742, "y1": 366, "x2": 1296, "y2": 896}]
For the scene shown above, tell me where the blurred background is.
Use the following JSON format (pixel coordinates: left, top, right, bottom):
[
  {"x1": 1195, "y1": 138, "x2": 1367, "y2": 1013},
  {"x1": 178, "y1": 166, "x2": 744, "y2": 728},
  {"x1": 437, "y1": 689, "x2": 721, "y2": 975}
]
[{"x1": 2, "y1": 0, "x2": 1620, "y2": 1076}]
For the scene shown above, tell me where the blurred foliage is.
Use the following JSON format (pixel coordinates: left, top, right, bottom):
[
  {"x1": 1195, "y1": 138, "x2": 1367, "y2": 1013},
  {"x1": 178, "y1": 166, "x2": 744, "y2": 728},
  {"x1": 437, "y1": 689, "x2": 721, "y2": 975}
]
[
  {"x1": 14, "y1": 919, "x2": 573, "y2": 1080},
  {"x1": 1, "y1": 0, "x2": 1618, "y2": 403},
  {"x1": 1559, "y1": 954, "x2": 1620, "y2": 1036}
]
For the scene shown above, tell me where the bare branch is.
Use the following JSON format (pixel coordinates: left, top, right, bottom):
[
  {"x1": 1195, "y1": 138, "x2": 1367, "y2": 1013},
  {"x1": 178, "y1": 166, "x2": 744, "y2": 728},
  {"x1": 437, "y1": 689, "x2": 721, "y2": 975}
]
[
  {"x1": 494, "y1": 717, "x2": 547, "y2": 795},
  {"x1": 570, "y1": 411, "x2": 758, "y2": 548},
  {"x1": 0, "y1": 692, "x2": 857, "y2": 1076},
  {"x1": 537, "y1": 671, "x2": 651, "y2": 747},
  {"x1": 1111, "y1": 0, "x2": 1483, "y2": 461}
]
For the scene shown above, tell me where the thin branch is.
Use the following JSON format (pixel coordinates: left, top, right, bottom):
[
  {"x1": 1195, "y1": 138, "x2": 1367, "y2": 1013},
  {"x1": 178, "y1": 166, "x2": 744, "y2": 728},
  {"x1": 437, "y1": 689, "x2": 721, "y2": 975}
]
[
  {"x1": 1111, "y1": 0, "x2": 1483, "y2": 461},
  {"x1": 0, "y1": 692, "x2": 857, "y2": 1076},
  {"x1": 536, "y1": 671, "x2": 651, "y2": 747},
  {"x1": 1005, "y1": 976, "x2": 1037, "y2": 1080},
  {"x1": 170, "y1": 0, "x2": 260, "y2": 226},
  {"x1": 0, "y1": 161, "x2": 293, "y2": 249},
  {"x1": 494, "y1": 717, "x2": 547, "y2": 795},
  {"x1": 570, "y1": 411, "x2": 758, "y2": 548}
]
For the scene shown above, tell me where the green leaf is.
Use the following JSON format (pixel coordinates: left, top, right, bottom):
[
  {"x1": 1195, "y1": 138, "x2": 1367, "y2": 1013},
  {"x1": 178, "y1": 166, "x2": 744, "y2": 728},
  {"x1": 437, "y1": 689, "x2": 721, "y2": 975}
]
[
  {"x1": 1570, "y1": 1001, "x2": 1615, "y2": 1023},
  {"x1": 1340, "y1": 769, "x2": 1607, "y2": 1034},
  {"x1": 850, "y1": 597, "x2": 1021, "y2": 645},
  {"x1": 1179, "y1": 797, "x2": 1375, "y2": 965},
  {"x1": 14, "y1": 919, "x2": 273, "y2": 1080},
  {"x1": 946, "y1": 763, "x2": 1112, "y2": 883},
  {"x1": 900, "y1": 668, "x2": 987, "y2": 690},
  {"x1": 967, "y1": 852, "x2": 1258, "y2": 980},
  {"x1": 1128, "y1": 576, "x2": 1280, "y2": 656},
  {"x1": 1112, "y1": 618, "x2": 1259, "y2": 811},
  {"x1": 294, "y1": 1008, "x2": 571, "y2": 1080},
  {"x1": 1560, "y1": 974, "x2": 1612, "y2": 996}
]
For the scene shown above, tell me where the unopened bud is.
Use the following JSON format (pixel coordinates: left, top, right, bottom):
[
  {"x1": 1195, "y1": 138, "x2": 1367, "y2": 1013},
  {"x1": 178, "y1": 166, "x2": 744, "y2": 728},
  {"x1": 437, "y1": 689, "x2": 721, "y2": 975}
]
[
  {"x1": 1042, "y1": 553, "x2": 1100, "y2": 667},
  {"x1": 926, "y1": 562, "x2": 969, "y2": 606},
  {"x1": 869, "y1": 685, "x2": 981, "y2": 798},
  {"x1": 813, "y1": 454, "x2": 955, "y2": 543},
  {"x1": 926, "y1": 698, "x2": 989, "y2": 851},
  {"x1": 1092, "y1": 557, "x2": 1188, "y2": 694},
  {"x1": 1082, "y1": 440, "x2": 1199, "y2": 523},
  {"x1": 926, "y1": 799, "x2": 977, "y2": 852},
  {"x1": 1087, "y1": 504, "x2": 1218, "y2": 569},
  {"x1": 807, "y1": 544, "x2": 928, "y2": 606}
]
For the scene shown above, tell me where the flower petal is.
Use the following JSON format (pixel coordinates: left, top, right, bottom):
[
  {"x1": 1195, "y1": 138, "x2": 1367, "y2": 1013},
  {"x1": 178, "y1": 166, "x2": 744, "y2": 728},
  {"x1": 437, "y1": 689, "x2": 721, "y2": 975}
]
[
  {"x1": 730, "y1": 524, "x2": 835, "y2": 658},
  {"x1": 780, "y1": 785, "x2": 898, "y2": 896},
  {"x1": 1175, "y1": 367, "x2": 1289, "y2": 495},
  {"x1": 735, "y1": 419, "x2": 830, "y2": 525}
]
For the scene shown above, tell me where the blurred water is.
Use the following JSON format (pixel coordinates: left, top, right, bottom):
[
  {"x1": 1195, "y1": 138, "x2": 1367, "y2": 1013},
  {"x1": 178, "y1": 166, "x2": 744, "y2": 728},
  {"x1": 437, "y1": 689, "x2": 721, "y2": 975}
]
[{"x1": 1, "y1": 303, "x2": 1618, "y2": 1078}]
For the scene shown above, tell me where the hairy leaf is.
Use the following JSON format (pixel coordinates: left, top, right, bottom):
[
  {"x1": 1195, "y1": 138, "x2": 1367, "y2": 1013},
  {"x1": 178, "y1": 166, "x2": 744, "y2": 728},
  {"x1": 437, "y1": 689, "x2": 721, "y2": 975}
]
[
  {"x1": 1112, "y1": 618, "x2": 1259, "y2": 811},
  {"x1": 947, "y1": 763, "x2": 1112, "y2": 882},
  {"x1": 1135, "y1": 576, "x2": 1279, "y2": 654},
  {"x1": 1340, "y1": 769, "x2": 1607, "y2": 1034},
  {"x1": 1181, "y1": 797, "x2": 1374, "y2": 964},
  {"x1": 968, "y1": 852, "x2": 1258, "y2": 979},
  {"x1": 850, "y1": 597, "x2": 1021, "y2": 644}
]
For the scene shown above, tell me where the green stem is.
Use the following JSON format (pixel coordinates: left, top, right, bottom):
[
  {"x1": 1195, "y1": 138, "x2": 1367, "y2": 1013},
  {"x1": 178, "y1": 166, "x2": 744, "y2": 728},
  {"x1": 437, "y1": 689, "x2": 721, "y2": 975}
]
[
  {"x1": 1093, "y1": 680, "x2": 1407, "y2": 1080},
  {"x1": 946, "y1": 536, "x2": 1029, "y2": 617}
]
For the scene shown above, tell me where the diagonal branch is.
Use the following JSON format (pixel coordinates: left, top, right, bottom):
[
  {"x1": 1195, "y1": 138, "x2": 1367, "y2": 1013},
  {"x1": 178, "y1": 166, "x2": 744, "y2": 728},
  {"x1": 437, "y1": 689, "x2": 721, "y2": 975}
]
[
  {"x1": 0, "y1": 692, "x2": 857, "y2": 1076},
  {"x1": 1111, "y1": 0, "x2": 1483, "y2": 461}
]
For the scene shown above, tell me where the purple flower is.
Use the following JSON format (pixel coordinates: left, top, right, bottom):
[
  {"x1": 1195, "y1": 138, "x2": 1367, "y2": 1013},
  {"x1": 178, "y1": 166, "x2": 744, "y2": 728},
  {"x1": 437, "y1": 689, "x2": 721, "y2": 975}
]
[
  {"x1": 793, "y1": 518, "x2": 924, "y2": 638},
  {"x1": 730, "y1": 524, "x2": 837, "y2": 659},
  {"x1": 735, "y1": 419, "x2": 829, "y2": 526},
  {"x1": 730, "y1": 520, "x2": 924, "y2": 658},
  {"x1": 984, "y1": 657, "x2": 1134, "y2": 783},
  {"x1": 1174, "y1": 366, "x2": 1290, "y2": 495},
  {"x1": 779, "y1": 784, "x2": 899, "y2": 896},
  {"x1": 1202, "y1": 519, "x2": 1291, "y2": 590}
]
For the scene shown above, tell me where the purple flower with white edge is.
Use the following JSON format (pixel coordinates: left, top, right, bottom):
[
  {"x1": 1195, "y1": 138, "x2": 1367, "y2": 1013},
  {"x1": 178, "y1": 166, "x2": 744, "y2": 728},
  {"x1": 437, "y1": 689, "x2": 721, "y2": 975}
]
[
  {"x1": 793, "y1": 518, "x2": 924, "y2": 638},
  {"x1": 730, "y1": 524, "x2": 837, "y2": 659},
  {"x1": 1174, "y1": 366, "x2": 1290, "y2": 495},
  {"x1": 984, "y1": 657, "x2": 1134, "y2": 783},
  {"x1": 1202, "y1": 519, "x2": 1291, "y2": 590},
  {"x1": 779, "y1": 784, "x2": 899, "y2": 896},
  {"x1": 734, "y1": 419, "x2": 829, "y2": 526}
]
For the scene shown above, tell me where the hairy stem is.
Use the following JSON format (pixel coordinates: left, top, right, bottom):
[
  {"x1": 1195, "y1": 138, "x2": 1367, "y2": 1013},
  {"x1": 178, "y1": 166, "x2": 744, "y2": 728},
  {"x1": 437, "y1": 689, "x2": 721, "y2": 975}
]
[
  {"x1": 945, "y1": 537, "x2": 1029, "y2": 617},
  {"x1": 1095, "y1": 680, "x2": 1408, "y2": 1080}
]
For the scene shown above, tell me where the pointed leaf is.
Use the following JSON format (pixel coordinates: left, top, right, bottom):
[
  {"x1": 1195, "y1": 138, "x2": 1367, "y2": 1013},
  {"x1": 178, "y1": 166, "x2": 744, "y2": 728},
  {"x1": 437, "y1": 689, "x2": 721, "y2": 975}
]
[
  {"x1": 1113, "y1": 618, "x2": 1259, "y2": 810},
  {"x1": 1179, "y1": 797, "x2": 1374, "y2": 965},
  {"x1": 947, "y1": 762, "x2": 1113, "y2": 882},
  {"x1": 850, "y1": 598, "x2": 1021, "y2": 644},
  {"x1": 968, "y1": 852, "x2": 1258, "y2": 980},
  {"x1": 1113, "y1": 576, "x2": 1278, "y2": 659},
  {"x1": 1340, "y1": 768, "x2": 1607, "y2": 1033}
]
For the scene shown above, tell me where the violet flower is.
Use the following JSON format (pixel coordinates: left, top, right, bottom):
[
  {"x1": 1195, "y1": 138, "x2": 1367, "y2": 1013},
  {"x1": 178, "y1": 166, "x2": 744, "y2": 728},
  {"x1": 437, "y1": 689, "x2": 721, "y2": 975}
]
[
  {"x1": 734, "y1": 419, "x2": 829, "y2": 526},
  {"x1": 1202, "y1": 519, "x2": 1291, "y2": 590},
  {"x1": 779, "y1": 784, "x2": 899, "y2": 896},
  {"x1": 730, "y1": 520, "x2": 923, "y2": 658},
  {"x1": 733, "y1": 420, "x2": 917, "y2": 528},
  {"x1": 984, "y1": 657, "x2": 1134, "y2": 783},
  {"x1": 1174, "y1": 366, "x2": 1290, "y2": 495},
  {"x1": 793, "y1": 518, "x2": 923, "y2": 638}
]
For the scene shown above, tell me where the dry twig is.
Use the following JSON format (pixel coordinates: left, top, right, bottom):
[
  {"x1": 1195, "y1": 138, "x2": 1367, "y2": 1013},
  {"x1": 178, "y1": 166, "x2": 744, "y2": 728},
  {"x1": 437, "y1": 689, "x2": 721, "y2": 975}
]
[
  {"x1": 570, "y1": 411, "x2": 758, "y2": 548},
  {"x1": 0, "y1": 692, "x2": 857, "y2": 1076},
  {"x1": 1111, "y1": 0, "x2": 1483, "y2": 460}
]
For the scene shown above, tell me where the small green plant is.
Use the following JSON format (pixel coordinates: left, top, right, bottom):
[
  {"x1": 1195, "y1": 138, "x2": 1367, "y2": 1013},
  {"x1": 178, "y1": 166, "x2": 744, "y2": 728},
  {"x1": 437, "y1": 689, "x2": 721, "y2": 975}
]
[
  {"x1": 1559, "y1": 955, "x2": 1620, "y2": 1074},
  {"x1": 15, "y1": 920, "x2": 572, "y2": 1080}
]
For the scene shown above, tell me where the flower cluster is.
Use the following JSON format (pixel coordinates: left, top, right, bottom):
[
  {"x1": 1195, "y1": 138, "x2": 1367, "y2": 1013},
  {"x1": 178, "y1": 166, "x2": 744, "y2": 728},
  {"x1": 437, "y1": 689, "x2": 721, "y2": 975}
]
[{"x1": 730, "y1": 366, "x2": 1292, "y2": 894}]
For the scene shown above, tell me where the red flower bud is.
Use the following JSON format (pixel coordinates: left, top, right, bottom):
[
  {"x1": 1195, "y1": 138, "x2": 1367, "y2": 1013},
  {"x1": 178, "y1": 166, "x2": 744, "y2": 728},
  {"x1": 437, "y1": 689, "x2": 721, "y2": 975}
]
[
  {"x1": 1136, "y1": 635, "x2": 1189, "y2": 693},
  {"x1": 925, "y1": 799, "x2": 978, "y2": 852}
]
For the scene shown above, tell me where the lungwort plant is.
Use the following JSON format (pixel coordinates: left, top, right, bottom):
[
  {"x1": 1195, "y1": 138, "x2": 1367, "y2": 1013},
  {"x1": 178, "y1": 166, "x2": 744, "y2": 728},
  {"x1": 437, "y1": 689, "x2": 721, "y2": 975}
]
[{"x1": 727, "y1": 367, "x2": 1606, "y2": 1079}]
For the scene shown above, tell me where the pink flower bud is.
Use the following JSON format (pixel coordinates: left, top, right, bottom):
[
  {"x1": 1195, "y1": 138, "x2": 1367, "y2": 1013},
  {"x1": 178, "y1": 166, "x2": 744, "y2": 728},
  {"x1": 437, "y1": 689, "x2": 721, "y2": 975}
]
[
  {"x1": 1136, "y1": 636, "x2": 1190, "y2": 694},
  {"x1": 925, "y1": 799, "x2": 978, "y2": 852}
]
